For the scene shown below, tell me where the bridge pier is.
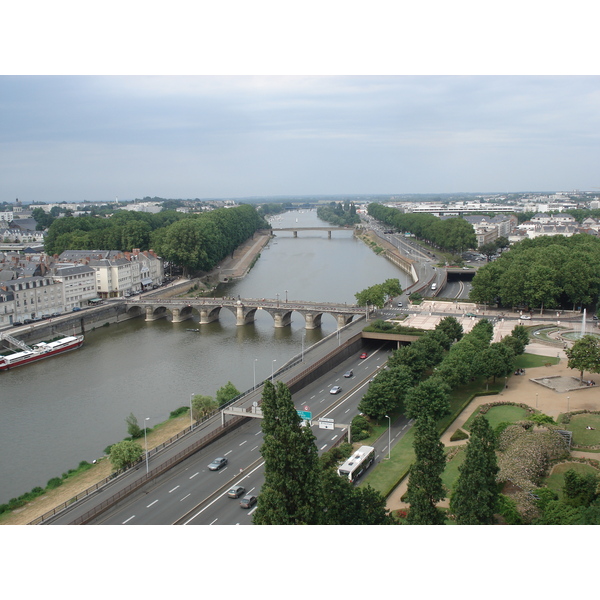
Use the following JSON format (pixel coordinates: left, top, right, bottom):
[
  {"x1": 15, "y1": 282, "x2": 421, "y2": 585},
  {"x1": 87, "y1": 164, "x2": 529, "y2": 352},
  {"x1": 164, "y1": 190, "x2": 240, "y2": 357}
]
[
  {"x1": 171, "y1": 307, "x2": 193, "y2": 323},
  {"x1": 273, "y1": 311, "x2": 293, "y2": 328},
  {"x1": 303, "y1": 312, "x2": 323, "y2": 330},
  {"x1": 336, "y1": 313, "x2": 354, "y2": 329},
  {"x1": 199, "y1": 307, "x2": 220, "y2": 324},
  {"x1": 328, "y1": 230, "x2": 331, "y2": 239},
  {"x1": 145, "y1": 306, "x2": 167, "y2": 321},
  {"x1": 235, "y1": 304, "x2": 257, "y2": 326}
]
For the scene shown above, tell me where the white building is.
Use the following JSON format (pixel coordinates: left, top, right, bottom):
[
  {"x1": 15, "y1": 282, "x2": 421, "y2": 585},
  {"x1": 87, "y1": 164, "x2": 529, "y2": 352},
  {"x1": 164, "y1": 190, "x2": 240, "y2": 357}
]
[
  {"x1": 5, "y1": 276, "x2": 64, "y2": 322},
  {"x1": 52, "y1": 264, "x2": 98, "y2": 310}
]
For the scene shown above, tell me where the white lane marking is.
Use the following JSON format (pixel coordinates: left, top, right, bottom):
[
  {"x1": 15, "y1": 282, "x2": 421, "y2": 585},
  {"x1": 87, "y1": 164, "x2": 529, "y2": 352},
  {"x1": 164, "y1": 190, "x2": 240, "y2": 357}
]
[
  {"x1": 224, "y1": 450, "x2": 232, "y2": 456},
  {"x1": 183, "y1": 462, "x2": 265, "y2": 525},
  {"x1": 169, "y1": 485, "x2": 180, "y2": 493},
  {"x1": 251, "y1": 445, "x2": 259, "y2": 451},
  {"x1": 123, "y1": 515, "x2": 135, "y2": 524},
  {"x1": 255, "y1": 431, "x2": 261, "y2": 436},
  {"x1": 146, "y1": 500, "x2": 158, "y2": 508},
  {"x1": 210, "y1": 518, "x2": 218, "y2": 525},
  {"x1": 331, "y1": 435, "x2": 338, "y2": 441},
  {"x1": 239, "y1": 440, "x2": 247, "y2": 446},
  {"x1": 180, "y1": 494, "x2": 191, "y2": 501},
  {"x1": 248, "y1": 506, "x2": 258, "y2": 515},
  {"x1": 190, "y1": 472, "x2": 199, "y2": 479},
  {"x1": 320, "y1": 444, "x2": 328, "y2": 450},
  {"x1": 310, "y1": 395, "x2": 316, "y2": 399}
]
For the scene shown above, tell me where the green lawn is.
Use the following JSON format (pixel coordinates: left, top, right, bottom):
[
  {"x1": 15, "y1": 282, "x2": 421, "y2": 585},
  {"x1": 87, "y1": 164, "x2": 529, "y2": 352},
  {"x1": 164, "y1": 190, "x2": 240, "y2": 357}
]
[
  {"x1": 544, "y1": 462, "x2": 600, "y2": 499},
  {"x1": 441, "y1": 447, "x2": 466, "y2": 494},
  {"x1": 463, "y1": 404, "x2": 529, "y2": 432},
  {"x1": 562, "y1": 413, "x2": 600, "y2": 447},
  {"x1": 514, "y1": 353, "x2": 560, "y2": 369}
]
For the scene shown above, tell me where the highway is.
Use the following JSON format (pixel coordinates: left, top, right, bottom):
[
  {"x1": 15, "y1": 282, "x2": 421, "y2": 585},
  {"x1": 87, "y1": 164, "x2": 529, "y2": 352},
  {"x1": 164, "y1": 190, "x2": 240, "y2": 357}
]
[{"x1": 88, "y1": 345, "x2": 402, "y2": 525}]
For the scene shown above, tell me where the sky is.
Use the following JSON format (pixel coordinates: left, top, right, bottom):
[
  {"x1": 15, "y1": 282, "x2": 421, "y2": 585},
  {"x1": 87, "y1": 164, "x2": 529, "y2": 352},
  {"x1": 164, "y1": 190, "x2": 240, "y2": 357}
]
[{"x1": 1, "y1": 4, "x2": 599, "y2": 206}]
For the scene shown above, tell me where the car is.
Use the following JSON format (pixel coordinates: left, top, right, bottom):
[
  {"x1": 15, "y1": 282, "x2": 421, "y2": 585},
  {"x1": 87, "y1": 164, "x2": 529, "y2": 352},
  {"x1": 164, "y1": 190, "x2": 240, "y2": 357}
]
[
  {"x1": 23, "y1": 318, "x2": 34, "y2": 324},
  {"x1": 12, "y1": 321, "x2": 23, "y2": 327},
  {"x1": 464, "y1": 312, "x2": 477, "y2": 317},
  {"x1": 329, "y1": 385, "x2": 342, "y2": 394},
  {"x1": 51, "y1": 312, "x2": 62, "y2": 317},
  {"x1": 208, "y1": 457, "x2": 228, "y2": 471},
  {"x1": 520, "y1": 315, "x2": 531, "y2": 320},
  {"x1": 593, "y1": 315, "x2": 598, "y2": 321},
  {"x1": 72, "y1": 306, "x2": 82, "y2": 312},
  {"x1": 227, "y1": 485, "x2": 245, "y2": 498},
  {"x1": 240, "y1": 494, "x2": 257, "y2": 509},
  {"x1": 397, "y1": 302, "x2": 403, "y2": 307},
  {"x1": 359, "y1": 352, "x2": 368, "y2": 359},
  {"x1": 41, "y1": 314, "x2": 51, "y2": 320},
  {"x1": 344, "y1": 370, "x2": 353, "y2": 378}
]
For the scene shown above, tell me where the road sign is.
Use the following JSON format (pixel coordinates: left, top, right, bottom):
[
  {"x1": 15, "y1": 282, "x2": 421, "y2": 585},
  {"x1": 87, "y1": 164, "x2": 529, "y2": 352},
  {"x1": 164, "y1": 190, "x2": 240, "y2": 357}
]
[
  {"x1": 319, "y1": 417, "x2": 334, "y2": 422},
  {"x1": 319, "y1": 421, "x2": 334, "y2": 430},
  {"x1": 297, "y1": 410, "x2": 312, "y2": 420}
]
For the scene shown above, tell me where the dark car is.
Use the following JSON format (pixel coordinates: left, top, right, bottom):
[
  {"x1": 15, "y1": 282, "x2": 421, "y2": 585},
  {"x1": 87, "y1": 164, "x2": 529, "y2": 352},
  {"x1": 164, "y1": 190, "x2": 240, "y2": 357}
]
[
  {"x1": 72, "y1": 306, "x2": 82, "y2": 312},
  {"x1": 23, "y1": 318, "x2": 34, "y2": 324},
  {"x1": 51, "y1": 312, "x2": 62, "y2": 317},
  {"x1": 344, "y1": 370, "x2": 353, "y2": 378},
  {"x1": 208, "y1": 457, "x2": 228, "y2": 471},
  {"x1": 240, "y1": 494, "x2": 257, "y2": 509},
  {"x1": 593, "y1": 315, "x2": 599, "y2": 321},
  {"x1": 12, "y1": 321, "x2": 23, "y2": 327},
  {"x1": 227, "y1": 485, "x2": 245, "y2": 498}
]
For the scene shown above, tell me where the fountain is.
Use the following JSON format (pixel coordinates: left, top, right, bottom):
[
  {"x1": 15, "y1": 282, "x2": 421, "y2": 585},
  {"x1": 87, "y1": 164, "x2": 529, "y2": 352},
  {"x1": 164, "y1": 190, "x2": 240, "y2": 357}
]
[{"x1": 581, "y1": 308, "x2": 586, "y2": 338}]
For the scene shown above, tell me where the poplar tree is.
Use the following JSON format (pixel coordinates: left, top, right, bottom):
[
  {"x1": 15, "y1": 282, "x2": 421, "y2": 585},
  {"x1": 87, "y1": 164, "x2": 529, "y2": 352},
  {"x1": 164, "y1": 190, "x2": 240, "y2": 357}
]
[
  {"x1": 450, "y1": 415, "x2": 499, "y2": 524},
  {"x1": 406, "y1": 416, "x2": 446, "y2": 525},
  {"x1": 253, "y1": 381, "x2": 323, "y2": 524}
]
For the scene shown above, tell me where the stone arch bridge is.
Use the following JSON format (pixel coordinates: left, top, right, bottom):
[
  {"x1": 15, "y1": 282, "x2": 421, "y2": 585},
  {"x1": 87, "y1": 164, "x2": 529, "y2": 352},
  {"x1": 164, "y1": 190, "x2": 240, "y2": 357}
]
[
  {"x1": 125, "y1": 297, "x2": 368, "y2": 329},
  {"x1": 272, "y1": 226, "x2": 354, "y2": 238}
]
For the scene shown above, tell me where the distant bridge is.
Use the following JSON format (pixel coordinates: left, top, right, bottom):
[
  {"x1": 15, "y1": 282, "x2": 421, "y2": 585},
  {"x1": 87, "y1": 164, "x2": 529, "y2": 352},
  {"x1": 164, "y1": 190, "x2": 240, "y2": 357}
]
[
  {"x1": 124, "y1": 297, "x2": 368, "y2": 329},
  {"x1": 272, "y1": 226, "x2": 355, "y2": 238}
]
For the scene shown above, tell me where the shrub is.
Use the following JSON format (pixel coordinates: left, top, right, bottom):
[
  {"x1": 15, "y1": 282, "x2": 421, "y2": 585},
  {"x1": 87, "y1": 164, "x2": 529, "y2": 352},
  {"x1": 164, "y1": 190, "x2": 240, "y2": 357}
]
[
  {"x1": 497, "y1": 494, "x2": 523, "y2": 524},
  {"x1": 450, "y1": 428, "x2": 469, "y2": 442},
  {"x1": 46, "y1": 477, "x2": 63, "y2": 489},
  {"x1": 169, "y1": 406, "x2": 189, "y2": 419},
  {"x1": 527, "y1": 413, "x2": 556, "y2": 425},
  {"x1": 351, "y1": 415, "x2": 372, "y2": 441}
]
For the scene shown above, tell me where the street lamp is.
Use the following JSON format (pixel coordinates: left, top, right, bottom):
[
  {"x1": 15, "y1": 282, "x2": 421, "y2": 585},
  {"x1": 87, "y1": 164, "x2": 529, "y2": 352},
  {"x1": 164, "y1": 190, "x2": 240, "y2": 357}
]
[
  {"x1": 567, "y1": 395, "x2": 570, "y2": 412},
  {"x1": 276, "y1": 293, "x2": 280, "y2": 307},
  {"x1": 189, "y1": 393, "x2": 195, "y2": 429},
  {"x1": 285, "y1": 289, "x2": 288, "y2": 303},
  {"x1": 302, "y1": 334, "x2": 305, "y2": 362},
  {"x1": 272, "y1": 359, "x2": 276, "y2": 382},
  {"x1": 144, "y1": 417, "x2": 150, "y2": 475},
  {"x1": 385, "y1": 415, "x2": 391, "y2": 459}
]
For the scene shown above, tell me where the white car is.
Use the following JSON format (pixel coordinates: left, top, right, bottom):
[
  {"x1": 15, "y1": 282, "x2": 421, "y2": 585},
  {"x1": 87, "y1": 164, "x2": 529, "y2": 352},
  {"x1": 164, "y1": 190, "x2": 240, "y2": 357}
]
[
  {"x1": 520, "y1": 315, "x2": 532, "y2": 320},
  {"x1": 329, "y1": 385, "x2": 342, "y2": 394}
]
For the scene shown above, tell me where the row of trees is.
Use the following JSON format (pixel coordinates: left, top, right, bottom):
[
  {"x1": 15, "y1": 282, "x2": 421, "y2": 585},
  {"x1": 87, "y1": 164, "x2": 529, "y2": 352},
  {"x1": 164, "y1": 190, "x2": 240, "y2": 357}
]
[
  {"x1": 43, "y1": 204, "x2": 269, "y2": 276},
  {"x1": 470, "y1": 234, "x2": 600, "y2": 312},
  {"x1": 253, "y1": 380, "x2": 392, "y2": 524},
  {"x1": 367, "y1": 203, "x2": 477, "y2": 254},
  {"x1": 354, "y1": 279, "x2": 403, "y2": 308},
  {"x1": 317, "y1": 201, "x2": 361, "y2": 227}
]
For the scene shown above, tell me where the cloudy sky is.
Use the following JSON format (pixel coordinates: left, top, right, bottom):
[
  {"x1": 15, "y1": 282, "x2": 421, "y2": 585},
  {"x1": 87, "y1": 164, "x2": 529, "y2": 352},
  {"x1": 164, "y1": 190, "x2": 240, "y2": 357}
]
[{"x1": 2, "y1": 5, "x2": 599, "y2": 204}]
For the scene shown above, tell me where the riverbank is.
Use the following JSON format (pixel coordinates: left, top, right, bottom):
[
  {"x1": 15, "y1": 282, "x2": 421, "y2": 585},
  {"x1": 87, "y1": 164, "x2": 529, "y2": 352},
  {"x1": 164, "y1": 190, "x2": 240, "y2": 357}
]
[{"x1": 0, "y1": 231, "x2": 274, "y2": 525}]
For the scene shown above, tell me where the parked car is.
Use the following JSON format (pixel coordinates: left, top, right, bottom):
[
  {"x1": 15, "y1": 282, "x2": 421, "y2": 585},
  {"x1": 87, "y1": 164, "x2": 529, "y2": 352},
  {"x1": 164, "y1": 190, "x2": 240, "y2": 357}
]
[
  {"x1": 72, "y1": 306, "x2": 82, "y2": 312},
  {"x1": 360, "y1": 352, "x2": 368, "y2": 359},
  {"x1": 227, "y1": 485, "x2": 245, "y2": 498},
  {"x1": 12, "y1": 321, "x2": 23, "y2": 327},
  {"x1": 520, "y1": 315, "x2": 531, "y2": 320},
  {"x1": 329, "y1": 385, "x2": 342, "y2": 394},
  {"x1": 23, "y1": 318, "x2": 34, "y2": 324},
  {"x1": 208, "y1": 457, "x2": 228, "y2": 471},
  {"x1": 593, "y1": 315, "x2": 598, "y2": 321},
  {"x1": 397, "y1": 302, "x2": 403, "y2": 307},
  {"x1": 51, "y1": 312, "x2": 62, "y2": 317},
  {"x1": 240, "y1": 494, "x2": 257, "y2": 509},
  {"x1": 344, "y1": 370, "x2": 353, "y2": 378}
]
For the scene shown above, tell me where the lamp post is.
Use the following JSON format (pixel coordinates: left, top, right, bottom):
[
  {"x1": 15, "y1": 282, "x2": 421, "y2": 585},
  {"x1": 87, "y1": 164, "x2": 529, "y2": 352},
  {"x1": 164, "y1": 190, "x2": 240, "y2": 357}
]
[
  {"x1": 276, "y1": 293, "x2": 279, "y2": 307},
  {"x1": 567, "y1": 395, "x2": 570, "y2": 412},
  {"x1": 189, "y1": 393, "x2": 195, "y2": 429},
  {"x1": 302, "y1": 334, "x2": 305, "y2": 362},
  {"x1": 385, "y1": 415, "x2": 391, "y2": 459},
  {"x1": 536, "y1": 393, "x2": 538, "y2": 409},
  {"x1": 144, "y1": 417, "x2": 150, "y2": 475},
  {"x1": 285, "y1": 289, "x2": 288, "y2": 303},
  {"x1": 253, "y1": 358, "x2": 257, "y2": 390},
  {"x1": 272, "y1": 359, "x2": 276, "y2": 382}
]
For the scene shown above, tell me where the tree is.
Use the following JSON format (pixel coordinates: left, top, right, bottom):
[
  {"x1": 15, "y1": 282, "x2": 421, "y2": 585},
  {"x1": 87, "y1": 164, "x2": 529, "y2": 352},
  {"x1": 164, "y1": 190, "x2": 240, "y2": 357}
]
[
  {"x1": 435, "y1": 316, "x2": 463, "y2": 345},
  {"x1": 253, "y1": 381, "x2": 323, "y2": 524},
  {"x1": 450, "y1": 415, "x2": 499, "y2": 524},
  {"x1": 565, "y1": 335, "x2": 600, "y2": 382},
  {"x1": 191, "y1": 395, "x2": 218, "y2": 421},
  {"x1": 476, "y1": 342, "x2": 515, "y2": 384},
  {"x1": 406, "y1": 416, "x2": 446, "y2": 524},
  {"x1": 125, "y1": 412, "x2": 142, "y2": 438},
  {"x1": 405, "y1": 377, "x2": 450, "y2": 421},
  {"x1": 562, "y1": 468, "x2": 598, "y2": 507},
  {"x1": 355, "y1": 284, "x2": 386, "y2": 308},
  {"x1": 109, "y1": 440, "x2": 143, "y2": 470},
  {"x1": 216, "y1": 381, "x2": 240, "y2": 406},
  {"x1": 357, "y1": 366, "x2": 413, "y2": 420}
]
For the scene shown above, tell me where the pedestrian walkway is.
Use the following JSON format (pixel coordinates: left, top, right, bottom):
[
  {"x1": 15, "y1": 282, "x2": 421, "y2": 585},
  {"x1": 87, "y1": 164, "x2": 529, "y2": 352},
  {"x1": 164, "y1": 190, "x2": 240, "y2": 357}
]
[{"x1": 385, "y1": 356, "x2": 600, "y2": 513}]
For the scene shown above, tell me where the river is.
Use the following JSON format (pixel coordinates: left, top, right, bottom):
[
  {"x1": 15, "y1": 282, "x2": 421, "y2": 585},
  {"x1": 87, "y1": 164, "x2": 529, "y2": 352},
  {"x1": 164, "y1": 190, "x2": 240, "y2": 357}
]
[{"x1": 0, "y1": 209, "x2": 411, "y2": 502}]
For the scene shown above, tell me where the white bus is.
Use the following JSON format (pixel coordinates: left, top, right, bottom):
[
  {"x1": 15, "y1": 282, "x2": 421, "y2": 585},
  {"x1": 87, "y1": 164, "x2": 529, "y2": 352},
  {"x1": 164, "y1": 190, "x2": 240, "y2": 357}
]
[{"x1": 337, "y1": 446, "x2": 376, "y2": 483}]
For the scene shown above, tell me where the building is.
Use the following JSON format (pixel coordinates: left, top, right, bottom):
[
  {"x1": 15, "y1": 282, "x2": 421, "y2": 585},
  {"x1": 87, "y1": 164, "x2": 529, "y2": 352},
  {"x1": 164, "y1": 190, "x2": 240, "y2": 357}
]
[
  {"x1": 3, "y1": 276, "x2": 64, "y2": 322},
  {"x1": 52, "y1": 264, "x2": 98, "y2": 310}
]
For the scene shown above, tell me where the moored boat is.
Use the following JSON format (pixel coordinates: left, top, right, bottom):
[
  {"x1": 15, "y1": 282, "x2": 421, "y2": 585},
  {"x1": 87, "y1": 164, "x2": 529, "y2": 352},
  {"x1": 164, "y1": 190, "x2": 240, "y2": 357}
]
[{"x1": 0, "y1": 335, "x2": 84, "y2": 371}]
